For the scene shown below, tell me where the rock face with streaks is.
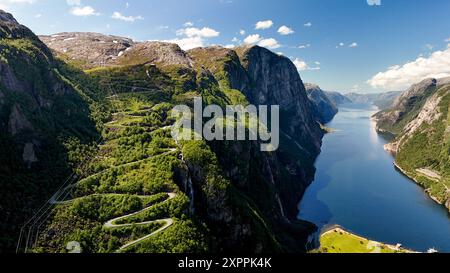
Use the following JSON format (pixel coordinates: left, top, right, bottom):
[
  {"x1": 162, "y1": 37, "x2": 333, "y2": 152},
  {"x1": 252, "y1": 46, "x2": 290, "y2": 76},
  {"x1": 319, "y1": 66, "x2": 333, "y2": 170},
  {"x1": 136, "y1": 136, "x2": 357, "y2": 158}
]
[
  {"x1": 0, "y1": 10, "x2": 99, "y2": 252},
  {"x1": 374, "y1": 78, "x2": 438, "y2": 134},
  {"x1": 186, "y1": 46, "x2": 324, "y2": 251},
  {"x1": 324, "y1": 91, "x2": 352, "y2": 106},
  {"x1": 304, "y1": 83, "x2": 338, "y2": 123},
  {"x1": 375, "y1": 77, "x2": 450, "y2": 212}
]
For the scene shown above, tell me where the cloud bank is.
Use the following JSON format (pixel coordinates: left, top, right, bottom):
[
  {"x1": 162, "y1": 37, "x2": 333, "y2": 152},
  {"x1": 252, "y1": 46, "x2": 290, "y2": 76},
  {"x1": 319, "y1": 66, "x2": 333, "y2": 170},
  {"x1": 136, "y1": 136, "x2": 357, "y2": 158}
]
[{"x1": 368, "y1": 47, "x2": 450, "y2": 90}]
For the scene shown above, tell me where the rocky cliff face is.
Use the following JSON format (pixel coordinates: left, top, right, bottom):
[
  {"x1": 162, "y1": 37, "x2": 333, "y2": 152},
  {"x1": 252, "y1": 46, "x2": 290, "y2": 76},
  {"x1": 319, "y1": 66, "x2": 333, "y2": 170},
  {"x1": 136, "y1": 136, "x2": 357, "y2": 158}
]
[
  {"x1": 374, "y1": 78, "x2": 438, "y2": 134},
  {"x1": 0, "y1": 10, "x2": 99, "y2": 252},
  {"x1": 324, "y1": 91, "x2": 352, "y2": 106},
  {"x1": 304, "y1": 83, "x2": 338, "y2": 124},
  {"x1": 236, "y1": 46, "x2": 323, "y2": 152},
  {"x1": 375, "y1": 77, "x2": 450, "y2": 212},
  {"x1": 186, "y1": 46, "x2": 323, "y2": 251}
]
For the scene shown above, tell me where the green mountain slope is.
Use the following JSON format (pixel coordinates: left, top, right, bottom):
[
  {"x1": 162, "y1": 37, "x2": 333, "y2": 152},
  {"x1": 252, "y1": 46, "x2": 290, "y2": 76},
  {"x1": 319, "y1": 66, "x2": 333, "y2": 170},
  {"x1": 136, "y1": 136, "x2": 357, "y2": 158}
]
[
  {"x1": 0, "y1": 10, "x2": 105, "y2": 252},
  {"x1": 31, "y1": 40, "x2": 323, "y2": 253},
  {"x1": 2, "y1": 9, "x2": 325, "y2": 252},
  {"x1": 375, "y1": 78, "x2": 450, "y2": 211}
]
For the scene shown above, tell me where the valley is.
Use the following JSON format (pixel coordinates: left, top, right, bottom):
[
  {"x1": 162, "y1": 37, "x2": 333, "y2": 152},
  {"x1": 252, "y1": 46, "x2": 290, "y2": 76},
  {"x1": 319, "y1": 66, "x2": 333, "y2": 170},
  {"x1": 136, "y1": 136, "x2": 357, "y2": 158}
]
[{"x1": 299, "y1": 102, "x2": 450, "y2": 253}]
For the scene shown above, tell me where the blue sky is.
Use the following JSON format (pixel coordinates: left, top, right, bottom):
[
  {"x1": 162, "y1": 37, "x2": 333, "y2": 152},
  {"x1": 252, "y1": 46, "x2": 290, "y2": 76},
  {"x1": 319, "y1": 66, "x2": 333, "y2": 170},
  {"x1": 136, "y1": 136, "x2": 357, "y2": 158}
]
[{"x1": 2, "y1": 0, "x2": 450, "y2": 93}]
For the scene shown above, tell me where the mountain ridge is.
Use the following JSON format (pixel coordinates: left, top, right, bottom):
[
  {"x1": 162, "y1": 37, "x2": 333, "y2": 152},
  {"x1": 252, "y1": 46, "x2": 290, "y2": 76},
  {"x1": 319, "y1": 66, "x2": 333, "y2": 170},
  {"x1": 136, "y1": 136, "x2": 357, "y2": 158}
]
[
  {"x1": 375, "y1": 77, "x2": 450, "y2": 211},
  {"x1": 1, "y1": 14, "x2": 325, "y2": 253}
]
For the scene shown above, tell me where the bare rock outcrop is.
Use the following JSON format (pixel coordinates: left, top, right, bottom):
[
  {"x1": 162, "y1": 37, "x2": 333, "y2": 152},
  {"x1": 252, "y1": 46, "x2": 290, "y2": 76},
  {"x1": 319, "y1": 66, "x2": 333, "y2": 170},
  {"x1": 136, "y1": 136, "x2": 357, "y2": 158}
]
[
  {"x1": 39, "y1": 32, "x2": 135, "y2": 68},
  {"x1": 304, "y1": 83, "x2": 338, "y2": 124},
  {"x1": 8, "y1": 104, "x2": 33, "y2": 135},
  {"x1": 115, "y1": 41, "x2": 193, "y2": 67}
]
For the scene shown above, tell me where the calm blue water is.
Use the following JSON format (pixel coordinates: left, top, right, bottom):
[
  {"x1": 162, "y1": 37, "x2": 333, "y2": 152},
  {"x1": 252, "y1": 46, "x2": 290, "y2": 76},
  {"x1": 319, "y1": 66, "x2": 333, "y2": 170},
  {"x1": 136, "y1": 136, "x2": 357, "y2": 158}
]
[{"x1": 298, "y1": 103, "x2": 450, "y2": 253}]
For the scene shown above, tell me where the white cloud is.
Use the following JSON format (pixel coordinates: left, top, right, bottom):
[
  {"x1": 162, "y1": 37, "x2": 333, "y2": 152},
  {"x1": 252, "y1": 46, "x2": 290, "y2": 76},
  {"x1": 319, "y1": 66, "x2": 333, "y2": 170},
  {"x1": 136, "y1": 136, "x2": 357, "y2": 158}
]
[
  {"x1": 351, "y1": 84, "x2": 360, "y2": 92},
  {"x1": 368, "y1": 47, "x2": 450, "y2": 90},
  {"x1": 293, "y1": 58, "x2": 320, "y2": 71},
  {"x1": 349, "y1": 42, "x2": 358, "y2": 48},
  {"x1": 255, "y1": 20, "x2": 273, "y2": 30},
  {"x1": 367, "y1": 0, "x2": 381, "y2": 6},
  {"x1": 304, "y1": 22, "x2": 312, "y2": 27},
  {"x1": 177, "y1": 27, "x2": 219, "y2": 38},
  {"x1": 299, "y1": 44, "x2": 311, "y2": 49},
  {"x1": 314, "y1": 61, "x2": 321, "y2": 65},
  {"x1": 34, "y1": 13, "x2": 42, "y2": 18},
  {"x1": 293, "y1": 58, "x2": 309, "y2": 71},
  {"x1": 445, "y1": 37, "x2": 450, "y2": 42},
  {"x1": 224, "y1": 44, "x2": 235, "y2": 49},
  {"x1": 278, "y1": 25, "x2": 294, "y2": 35},
  {"x1": 184, "y1": 21, "x2": 194, "y2": 27},
  {"x1": 239, "y1": 29, "x2": 246, "y2": 36},
  {"x1": 243, "y1": 34, "x2": 280, "y2": 49},
  {"x1": 165, "y1": 36, "x2": 204, "y2": 51},
  {"x1": 258, "y1": 38, "x2": 280, "y2": 49},
  {"x1": 424, "y1": 44, "x2": 434, "y2": 51},
  {"x1": 71, "y1": 6, "x2": 100, "y2": 16},
  {"x1": 167, "y1": 26, "x2": 219, "y2": 50},
  {"x1": 243, "y1": 34, "x2": 262, "y2": 44},
  {"x1": 336, "y1": 42, "x2": 345, "y2": 48},
  {"x1": 111, "y1": 11, "x2": 143, "y2": 22}
]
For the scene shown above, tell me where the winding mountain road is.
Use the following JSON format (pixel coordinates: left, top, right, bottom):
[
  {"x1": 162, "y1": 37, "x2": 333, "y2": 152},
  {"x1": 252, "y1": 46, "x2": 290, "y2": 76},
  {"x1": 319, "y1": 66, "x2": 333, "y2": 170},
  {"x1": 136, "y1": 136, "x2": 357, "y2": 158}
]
[
  {"x1": 104, "y1": 192, "x2": 177, "y2": 251},
  {"x1": 50, "y1": 181, "x2": 178, "y2": 252},
  {"x1": 47, "y1": 146, "x2": 179, "y2": 252}
]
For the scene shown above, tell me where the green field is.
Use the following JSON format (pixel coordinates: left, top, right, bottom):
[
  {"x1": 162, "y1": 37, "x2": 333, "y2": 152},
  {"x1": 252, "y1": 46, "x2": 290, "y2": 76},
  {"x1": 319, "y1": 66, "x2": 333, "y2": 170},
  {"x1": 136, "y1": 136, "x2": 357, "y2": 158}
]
[{"x1": 316, "y1": 227, "x2": 413, "y2": 253}]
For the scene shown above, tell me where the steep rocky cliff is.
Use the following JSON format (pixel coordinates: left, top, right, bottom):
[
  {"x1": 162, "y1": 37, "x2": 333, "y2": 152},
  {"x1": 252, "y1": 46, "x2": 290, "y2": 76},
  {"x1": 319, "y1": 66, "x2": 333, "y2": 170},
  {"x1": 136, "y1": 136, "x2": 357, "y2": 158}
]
[
  {"x1": 0, "y1": 11, "x2": 101, "y2": 252},
  {"x1": 375, "y1": 77, "x2": 450, "y2": 211},
  {"x1": 374, "y1": 79, "x2": 438, "y2": 134},
  {"x1": 304, "y1": 83, "x2": 338, "y2": 123},
  {"x1": 186, "y1": 46, "x2": 324, "y2": 251},
  {"x1": 324, "y1": 91, "x2": 352, "y2": 106}
]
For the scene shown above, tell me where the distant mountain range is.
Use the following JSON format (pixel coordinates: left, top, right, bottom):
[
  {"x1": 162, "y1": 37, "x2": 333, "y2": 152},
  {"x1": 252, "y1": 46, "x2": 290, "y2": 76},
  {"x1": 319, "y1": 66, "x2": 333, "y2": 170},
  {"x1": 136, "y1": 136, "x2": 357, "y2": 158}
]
[
  {"x1": 304, "y1": 83, "x2": 401, "y2": 125},
  {"x1": 346, "y1": 91, "x2": 402, "y2": 110}
]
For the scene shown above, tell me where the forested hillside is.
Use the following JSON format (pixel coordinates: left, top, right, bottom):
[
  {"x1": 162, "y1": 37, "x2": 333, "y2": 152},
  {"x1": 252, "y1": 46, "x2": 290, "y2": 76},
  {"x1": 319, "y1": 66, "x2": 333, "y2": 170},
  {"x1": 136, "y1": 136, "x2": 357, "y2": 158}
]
[
  {"x1": 1, "y1": 11, "x2": 325, "y2": 253},
  {"x1": 375, "y1": 78, "x2": 450, "y2": 211}
]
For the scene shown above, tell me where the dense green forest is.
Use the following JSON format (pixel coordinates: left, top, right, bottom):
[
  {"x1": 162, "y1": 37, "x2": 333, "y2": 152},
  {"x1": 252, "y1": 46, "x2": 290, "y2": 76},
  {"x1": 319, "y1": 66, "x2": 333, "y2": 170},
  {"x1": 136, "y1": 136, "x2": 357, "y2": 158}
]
[{"x1": 0, "y1": 25, "x2": 103, "y2": 252}]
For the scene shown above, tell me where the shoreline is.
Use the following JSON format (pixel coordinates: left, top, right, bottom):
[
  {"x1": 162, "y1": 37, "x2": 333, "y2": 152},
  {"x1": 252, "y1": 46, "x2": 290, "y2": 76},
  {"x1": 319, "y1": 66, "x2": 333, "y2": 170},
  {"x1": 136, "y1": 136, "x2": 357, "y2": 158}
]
[
  {"x1": 371, "y1": 116, "x2": 449, "y2": 212},
  {"x1": 392, "y1": 161, "x2": 448, "y2": 209},
  {"x1": 319, "y1": 226, "x2": 418, "y2": 253}
]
